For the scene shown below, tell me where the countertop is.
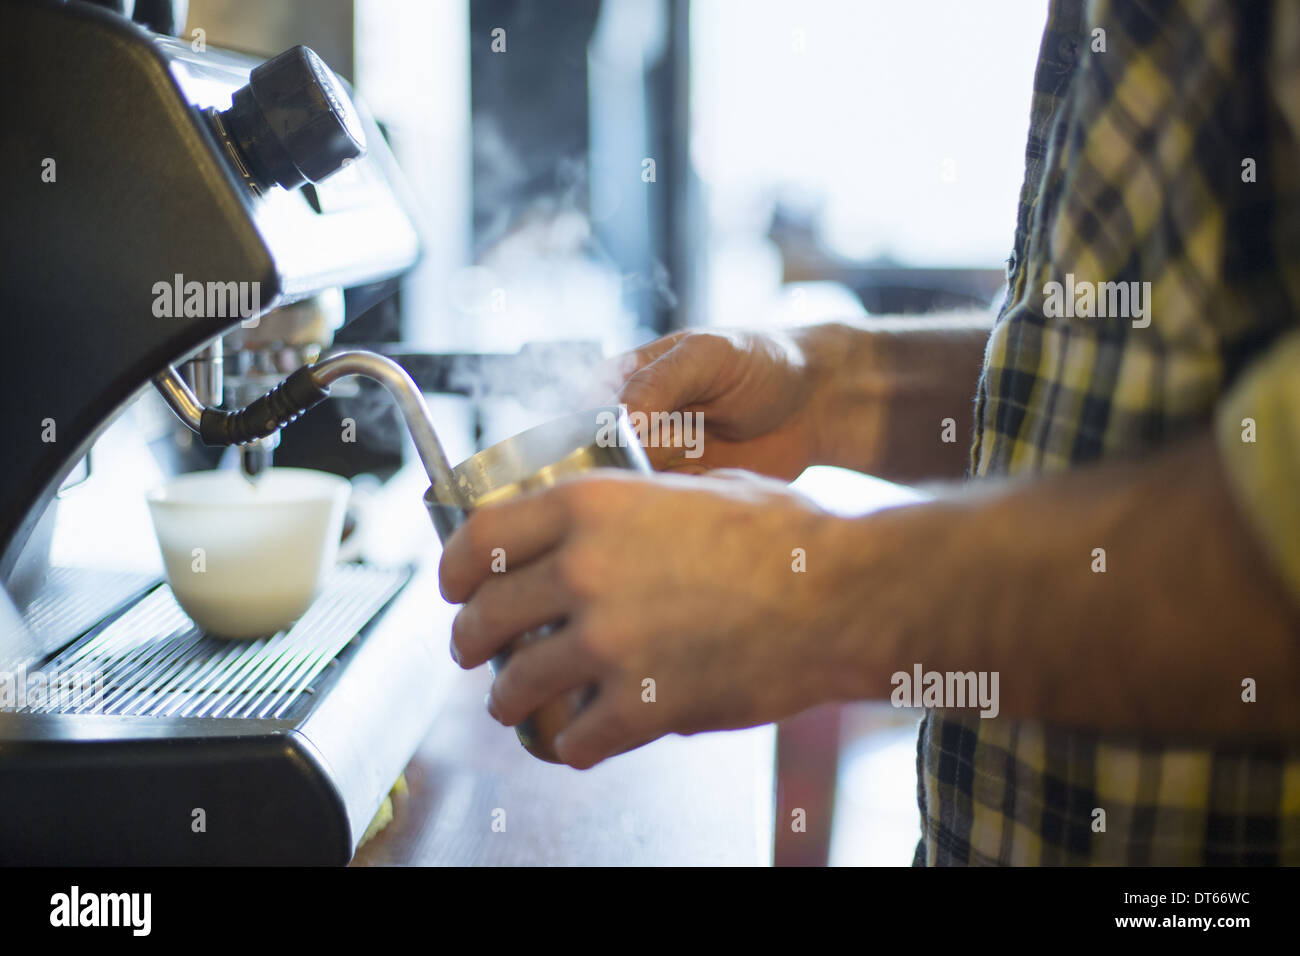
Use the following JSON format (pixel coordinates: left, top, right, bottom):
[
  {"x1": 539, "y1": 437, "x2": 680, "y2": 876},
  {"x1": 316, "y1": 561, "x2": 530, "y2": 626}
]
[{"x1": 351, "y1": 662, "x2": 775, "y2": 866}]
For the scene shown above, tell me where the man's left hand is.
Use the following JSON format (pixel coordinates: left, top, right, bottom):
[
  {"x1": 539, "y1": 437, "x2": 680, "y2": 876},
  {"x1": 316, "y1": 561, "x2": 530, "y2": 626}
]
[{"x1": 438, "y1": 470, "x2": 863, "y2": 768}]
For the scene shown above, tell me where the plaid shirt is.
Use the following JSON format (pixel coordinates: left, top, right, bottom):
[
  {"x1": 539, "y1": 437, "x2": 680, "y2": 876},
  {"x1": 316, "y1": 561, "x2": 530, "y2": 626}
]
[{"x1": 916, "y1": 0, "x2": 1300, "y2": 865}]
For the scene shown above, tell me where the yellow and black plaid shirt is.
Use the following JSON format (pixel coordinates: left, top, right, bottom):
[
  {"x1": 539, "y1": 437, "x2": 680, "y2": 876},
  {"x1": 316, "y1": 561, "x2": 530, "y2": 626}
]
[{"x1": 917, "y1": 0, "x2": 1300, "y2": 865}]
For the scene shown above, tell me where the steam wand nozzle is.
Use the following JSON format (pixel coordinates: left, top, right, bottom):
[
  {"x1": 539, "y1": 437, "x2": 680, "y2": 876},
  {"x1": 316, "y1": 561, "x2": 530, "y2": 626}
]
[{"x1": 308, "y1": 350, "x2": 466, "y2": 506}]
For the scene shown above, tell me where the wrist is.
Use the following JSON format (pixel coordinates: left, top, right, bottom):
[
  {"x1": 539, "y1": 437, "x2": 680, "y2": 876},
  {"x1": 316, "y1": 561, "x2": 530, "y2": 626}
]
[
  {"x1": 812, "y1": 499, "x2": 964, "y2": 705},
  {"x1": 788, "y1": 321, "x2": 870, "y2": 470},
  {"x1": 802, "y1": 505, "x2": 901, "y2": 703}
]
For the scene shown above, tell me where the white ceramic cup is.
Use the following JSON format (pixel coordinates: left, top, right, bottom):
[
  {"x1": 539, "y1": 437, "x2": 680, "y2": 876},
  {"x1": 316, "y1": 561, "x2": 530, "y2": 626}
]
[{"x1": 146, "y1": 468, "x2": 351, "y2": 639}]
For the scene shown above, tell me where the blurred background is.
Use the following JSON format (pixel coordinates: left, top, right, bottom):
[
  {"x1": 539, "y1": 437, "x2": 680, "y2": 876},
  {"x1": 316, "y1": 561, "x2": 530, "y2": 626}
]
[
  {"x1": 185, "y1": 0, "x2": 1047, "y2": 865},
  {"x1": 188, "y1": 0, "x2": 1045, "y2": 351}
]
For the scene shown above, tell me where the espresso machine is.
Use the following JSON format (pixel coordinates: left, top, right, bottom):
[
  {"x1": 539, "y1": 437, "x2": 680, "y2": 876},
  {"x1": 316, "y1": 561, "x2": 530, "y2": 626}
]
[{"x1": 0, "y1": 0, "x2": 467, "y2": 864}]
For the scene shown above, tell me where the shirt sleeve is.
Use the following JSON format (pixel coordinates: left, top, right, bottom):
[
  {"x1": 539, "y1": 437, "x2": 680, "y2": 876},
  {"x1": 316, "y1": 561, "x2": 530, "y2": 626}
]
[{"x1": 1215, "y1": 328, "x2": 1300, "y2": 602}]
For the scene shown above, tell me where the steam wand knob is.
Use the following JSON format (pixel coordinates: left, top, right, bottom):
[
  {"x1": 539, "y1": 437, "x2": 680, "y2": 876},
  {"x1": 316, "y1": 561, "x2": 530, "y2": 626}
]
[{"x1": 218, "y1": 45, "x2": 366, "y2": 192}]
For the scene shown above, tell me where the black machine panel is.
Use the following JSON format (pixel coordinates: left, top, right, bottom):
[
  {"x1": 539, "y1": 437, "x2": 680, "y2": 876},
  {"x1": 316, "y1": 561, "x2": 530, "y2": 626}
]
[{"x1": 0, "y1": 0, "x2": 418, "y2": 584}]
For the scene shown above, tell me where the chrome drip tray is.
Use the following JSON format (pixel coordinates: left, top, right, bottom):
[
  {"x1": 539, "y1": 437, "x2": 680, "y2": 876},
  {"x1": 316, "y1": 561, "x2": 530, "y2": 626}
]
[
  {"x1": 5, "y1": 564, "x2": 410, "y2": 722},
  {"x1": 0, "y1": 559, "x2": 441, "y2": 864}
]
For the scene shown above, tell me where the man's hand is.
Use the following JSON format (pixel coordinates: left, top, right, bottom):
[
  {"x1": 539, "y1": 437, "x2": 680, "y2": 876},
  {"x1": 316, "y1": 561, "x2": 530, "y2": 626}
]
[
  {"x1": 609, "y1": 316, "x2": 994, "y2": 486},
  {"x1": 612, "y1": 329, "x2": 826, "y2": 480},
  {"x1": 438, "y1": 469, "x2": 864, "y2": 769}
]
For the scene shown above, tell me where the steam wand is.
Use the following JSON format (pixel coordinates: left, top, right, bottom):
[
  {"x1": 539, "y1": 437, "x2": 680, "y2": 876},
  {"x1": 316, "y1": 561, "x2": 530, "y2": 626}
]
[{"x1": 153, "y1": 350, "x2": 467, "y2": 506}]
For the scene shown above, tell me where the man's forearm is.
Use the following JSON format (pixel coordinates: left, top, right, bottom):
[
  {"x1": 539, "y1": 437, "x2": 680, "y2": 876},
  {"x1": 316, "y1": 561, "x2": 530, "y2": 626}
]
[
  {"x1": 796, "y1": 313, "x2": 993, "y2": 484},
  {"x1": 826, "y1": 433, "x2": 1300, "y2": 738}
]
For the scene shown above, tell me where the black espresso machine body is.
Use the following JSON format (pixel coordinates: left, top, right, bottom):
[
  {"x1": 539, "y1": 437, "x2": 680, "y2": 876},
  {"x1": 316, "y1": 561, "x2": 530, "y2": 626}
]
[{"x1": 0, "y1": 0, "x2": 440, "y2": 863}]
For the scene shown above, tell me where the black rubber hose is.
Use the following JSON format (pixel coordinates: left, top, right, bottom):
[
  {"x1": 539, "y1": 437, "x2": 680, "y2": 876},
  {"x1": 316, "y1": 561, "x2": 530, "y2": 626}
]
[{"x1": 198, "y1": 366, "x2": 329, "y2": 446}]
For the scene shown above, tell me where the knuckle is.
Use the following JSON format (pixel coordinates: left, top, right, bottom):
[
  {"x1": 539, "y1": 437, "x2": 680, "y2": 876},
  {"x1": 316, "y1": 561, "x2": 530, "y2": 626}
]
[
  {"x1": 558, "y1": 728, "x2": 603, "y2": 771},
  {"x1": 470, "y1": 579, "x2": 509, "y2": 630},
  {"x1": 619, "y1": 365, "x2": 658, "y2": 396},
  {"x1": 553, "y1": 479, "x2": 594, "y2": 522},
  {"x1": 571, "y1": 475, "x2": 624, "y2": 518},
  {"x1": 490, "y1": 666, "x2": 524, "y2": 722},
  {"x1": 621, "y1": 362, "x2": 674, "y2": 408},
  {"x1": 636, "y1": 358, "x2": 673, "y2": 384},
  {"x1": 566, "y1": 614, "x2": 602, "y2": 661},
  {"x1": 602, "y1": 701, "x2": 634, "y2": 739},
  {"x1": 681, "y1": 330, "x2": 731, "y2": 357},
  {"x1": 568, "y1": 612, "x2": 622, "y2": 665},
  {"x1": 560, "y1": 742, "x2": 596, "y2": 771},
  {"x1": 458, "y1": 515, "x2": 492, "y2": 569},
  {"x1": 555, "y1": 545, "x2": 610, "y2": 598},
  {"x1": 450, "y1": 606, "x2": 479, "y2": 658},
  {"x1": 457, "y1": 520, "x2": 491, "y2": 580},
  {"x1": 450, "y1": 604, "x2": 473, "y2": 642},
  {"x1": 436, "y1": 560, "x2": 461, "y2": 603}
]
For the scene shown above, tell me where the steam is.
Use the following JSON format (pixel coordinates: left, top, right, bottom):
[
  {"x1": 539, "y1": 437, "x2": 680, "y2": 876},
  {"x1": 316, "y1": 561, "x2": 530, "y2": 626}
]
[
  {"x1": 447, "y1": 127, "x2": 678, "y2": 414},
  {"x1": 444, "y1": 341, "x2": 621, "y2": 412},
  {"x1": 623, "y1": 258, "x2": 678, "y2": 311},
  {"x1": 335, "y1": 382, "x2": 409, "y2": 448}
]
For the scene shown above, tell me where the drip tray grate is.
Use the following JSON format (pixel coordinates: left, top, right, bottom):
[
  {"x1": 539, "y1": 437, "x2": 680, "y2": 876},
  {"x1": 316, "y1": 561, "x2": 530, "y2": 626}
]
[
  {"x1": 18, "y1": 566, "x2": 159, "y2": 660},
  {"x1": 6, "y1": 564, "x2": 410, "y2": 720}
]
